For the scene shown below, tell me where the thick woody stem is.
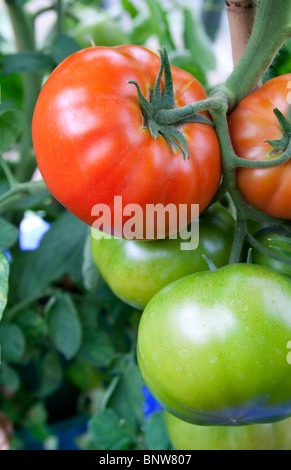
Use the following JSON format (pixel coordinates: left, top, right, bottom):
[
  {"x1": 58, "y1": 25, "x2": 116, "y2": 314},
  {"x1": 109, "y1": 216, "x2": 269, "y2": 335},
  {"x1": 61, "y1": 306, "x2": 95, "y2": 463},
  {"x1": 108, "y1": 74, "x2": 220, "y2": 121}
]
[{"x1": 225, "y1": 0, "x2": 258, "y2": 67}]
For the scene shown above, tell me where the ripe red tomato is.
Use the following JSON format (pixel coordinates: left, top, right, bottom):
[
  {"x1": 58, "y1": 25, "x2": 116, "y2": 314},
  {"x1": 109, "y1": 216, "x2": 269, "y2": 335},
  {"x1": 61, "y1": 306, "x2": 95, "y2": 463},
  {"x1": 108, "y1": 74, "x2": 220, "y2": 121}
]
[
  {"x1": 32, "y1": 45, "x2": 221, "y2": 239},
  {"x1": 228, "y1": 74, "x2": 291, "y2": 220}
]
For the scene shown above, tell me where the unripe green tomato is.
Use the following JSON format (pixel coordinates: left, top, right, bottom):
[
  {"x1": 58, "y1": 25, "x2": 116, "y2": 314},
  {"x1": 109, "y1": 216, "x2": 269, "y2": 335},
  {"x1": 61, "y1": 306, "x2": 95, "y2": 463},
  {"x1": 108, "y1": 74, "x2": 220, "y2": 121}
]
[
  {"x1": 90, "y1": 203, "x2": 234, "y2": 310},
  {"x1": 164, "y1": 412, "x2": 291, "y2": 450},
  {"x1": 137, "y1": 264, "x2": 291, "y2": 425},
  {"x1": 252, "y1": 234, "x2": 291, "y2": 278},
  {"x1": 74, "y1": 12, "x2": 129, "y2": 48}
]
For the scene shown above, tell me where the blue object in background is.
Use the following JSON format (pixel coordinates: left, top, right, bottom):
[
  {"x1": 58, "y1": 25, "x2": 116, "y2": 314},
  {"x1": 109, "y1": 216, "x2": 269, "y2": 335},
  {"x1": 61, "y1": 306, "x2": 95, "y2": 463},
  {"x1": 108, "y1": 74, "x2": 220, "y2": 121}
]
[
  {"x1": 3, "y1": 249, "x2": 12, "y2": 262},
  {"x1": 142, "y1": 386, "x2": 163, "y2": 419},
  {"x1": 19, "y1": 212, "x2": 51, "y2": 251},
  {"x1": 19, "y1": 415, "x2": 88, "y2": 451}
]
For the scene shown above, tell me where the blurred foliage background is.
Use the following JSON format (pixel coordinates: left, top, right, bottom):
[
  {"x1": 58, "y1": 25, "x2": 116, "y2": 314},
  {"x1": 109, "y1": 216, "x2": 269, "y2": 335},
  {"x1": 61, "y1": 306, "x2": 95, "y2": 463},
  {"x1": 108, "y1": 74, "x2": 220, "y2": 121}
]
[{"x1": 0, "y1": 0, "x2": 291, "y2": 451}]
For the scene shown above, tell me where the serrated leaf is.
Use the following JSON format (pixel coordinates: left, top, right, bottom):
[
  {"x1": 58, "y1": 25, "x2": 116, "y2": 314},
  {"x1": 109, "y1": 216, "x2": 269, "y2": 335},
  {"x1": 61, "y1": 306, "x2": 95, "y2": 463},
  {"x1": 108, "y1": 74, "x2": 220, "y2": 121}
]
[
  {"x1": 47, "y1": 294, "x2": 82, "y2": 360},
  {"x1": 144, "y1": 412, "x2": 171, "y2": 450},
  {"x1": 0, "y1": 108, "x2": 25, "y2": 153},
  {"x1": 1, "y1": 51, "x2": 54, "y2": 75},
  {"x1": 0, "y1": 217, "x2": 19, "y2": 250},
  {"x1": 17, "y1": 211, "x2": 88, "y2": 300},
  {"x1": 0, "y1": 252, "x2": 9, "y2": 321},
  {"x1": 51, "y1": 35, "x2": 80, "y2": 64},
  {"x1": 89, "y1": 409, "x2": 134, "y2": 450},
  {"x1": 0, "y1": 324, "x2": 25, "y2": 361}
]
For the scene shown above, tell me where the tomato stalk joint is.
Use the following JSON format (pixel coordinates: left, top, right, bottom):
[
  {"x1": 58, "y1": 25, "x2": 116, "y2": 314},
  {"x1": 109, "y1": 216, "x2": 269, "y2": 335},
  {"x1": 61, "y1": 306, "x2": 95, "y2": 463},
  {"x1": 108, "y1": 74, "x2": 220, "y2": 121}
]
[{"x1": 128, "y1": 47, "x2": 214, "y2": 160}]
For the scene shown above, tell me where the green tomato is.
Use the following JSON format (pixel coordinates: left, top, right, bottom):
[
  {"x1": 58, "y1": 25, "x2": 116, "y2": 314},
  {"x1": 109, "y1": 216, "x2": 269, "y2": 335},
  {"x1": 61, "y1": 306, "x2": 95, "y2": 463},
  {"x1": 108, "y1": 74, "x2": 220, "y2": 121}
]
[
  {"x1": 137, "y1": 263, "x2": 291, "y2": 425},
  {"x1": 73, "y1": 12, "x2": 129, "y2": 48},
  {"x1": 252, "y1": 234, "x2": 291, "y2": 278},
  {"x1": 90, "y1": 204, "x2": 234, "y2": 310},
  {"x1": 164, "y1": 412, "x2": 291, "y2": 450}
]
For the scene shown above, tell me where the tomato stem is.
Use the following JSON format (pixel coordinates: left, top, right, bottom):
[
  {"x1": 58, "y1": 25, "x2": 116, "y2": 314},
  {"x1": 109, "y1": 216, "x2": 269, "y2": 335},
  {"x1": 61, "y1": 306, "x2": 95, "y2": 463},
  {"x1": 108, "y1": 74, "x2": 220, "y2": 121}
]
[
  {"x1": 5, "y1": 0, "x2": 42, "y2": 183},
  {"x1": 0, "y1": 180, "x2": 48, "y2": 213},
  {"x1": 225, "y1": 0, "x2": 291, "y2": 110},
  {"x1": 248, "y1": 233, "x2": 291, "y2": 265},
  {"x1": 229, "y1": 217, "x2": 247, "y2": 264}
]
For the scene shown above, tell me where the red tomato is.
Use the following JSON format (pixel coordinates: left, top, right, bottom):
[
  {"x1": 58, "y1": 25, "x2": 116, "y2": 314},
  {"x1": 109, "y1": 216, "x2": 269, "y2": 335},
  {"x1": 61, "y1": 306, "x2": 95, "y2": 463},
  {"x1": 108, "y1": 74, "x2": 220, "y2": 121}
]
[
  {"x1": 229, "y1": 74, "x2": 291, "y2": 220},
  {"x1": 32, "y1": 45, "x2": 221, "y2": 239}
]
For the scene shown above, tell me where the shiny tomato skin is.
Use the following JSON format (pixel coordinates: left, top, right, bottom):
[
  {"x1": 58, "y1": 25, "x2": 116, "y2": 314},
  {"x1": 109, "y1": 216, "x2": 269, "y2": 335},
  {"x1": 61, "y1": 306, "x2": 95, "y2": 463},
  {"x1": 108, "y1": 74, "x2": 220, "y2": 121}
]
[
  {"x1": 137, "y1": 263, "x2": 291, "y2": 426},
  {"x1": 228, "y1": 74, "x2": 291, "y2": 220},
  {"x1": 252, "y1": 233, "x2": 291, "y2": 278},
  {"x1": 165, "y1": 412, "x2": 291, "y2": 450},
  {"x1": 32, "y1": 45, "x2": 221, "y2": 239},
  {"x1": 90, "y1": 203, "x2": 235, "y2": 310}
]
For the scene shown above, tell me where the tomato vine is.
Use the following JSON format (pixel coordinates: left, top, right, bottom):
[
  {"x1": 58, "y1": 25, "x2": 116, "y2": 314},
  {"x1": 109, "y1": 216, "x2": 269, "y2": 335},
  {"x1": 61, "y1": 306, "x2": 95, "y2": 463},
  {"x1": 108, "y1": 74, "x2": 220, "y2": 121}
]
[{"x1": 129, "y1": 0, "x2": 291, "y2": 264}]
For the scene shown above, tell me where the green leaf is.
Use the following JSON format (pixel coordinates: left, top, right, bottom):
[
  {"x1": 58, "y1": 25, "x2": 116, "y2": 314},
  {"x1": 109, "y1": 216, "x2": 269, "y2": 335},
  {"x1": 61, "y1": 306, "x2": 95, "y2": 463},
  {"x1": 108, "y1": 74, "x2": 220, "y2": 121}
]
[
  {"x1": 0, "y1": 252, "x2": 9, "y2": 320},
  {"x1": 0, "y1": 108, "x2": 25, "y2": 154},
  {"x1": 144, "y1": 412, "x2": 172, "y2": 450},
  {"x1": 17, "y1": 212, "x2": 88, "y2": 300},
  {"x1": 0, "y1": 324, "x2": 25, "y2": 361},
  {"x1": 1, "y1": 51, "x2": 55, "y2": 75},
  {"x1": 202, "y1": 0, "x2": 225, "y2": 41},
  {"x1": 0, "y1": 364, "x2": 21, "y2": 393},
  {"x1": 0, "y1": 217, "x2": 18, "y2": 250},
  {"x1": 183, "y1": 9, "x2": 216, "y2": 73},
  {"x1": 37, "y1": 351, "x2": 63, "y2": 398},
  {"x1": 146, "y1": 0, "x2": 175, "y2": 51},
  {"x1": 16, "y1": 309, "x2": 47, "y2": 338},
  {"x1": 47, "y1": 294, "x2": 82, "y2": 360},
  {"x1": 107, "y1": 361, "x2": 144, "y2": 431},
  {"x1": 122, "y1": 0, "x2": 139, "y2": 18},
  {"x1": 82, "y1": 232, "x2": 102, "y2": 291},
  {"x1": 66, "y1": 360, "x2": 101, "y2": 392},
  {"x1": 89, "y1": 409, "x2": 134, "y2": 450},
  {"x1": 50, "y1": 35, "x2": 80, "y2": 65},
  {"x1": 79, "y1": 330, "x2": 115, "y2": 368},
  {"x1": 0, "y1": 62, "x2": 23, "y2": 108}
]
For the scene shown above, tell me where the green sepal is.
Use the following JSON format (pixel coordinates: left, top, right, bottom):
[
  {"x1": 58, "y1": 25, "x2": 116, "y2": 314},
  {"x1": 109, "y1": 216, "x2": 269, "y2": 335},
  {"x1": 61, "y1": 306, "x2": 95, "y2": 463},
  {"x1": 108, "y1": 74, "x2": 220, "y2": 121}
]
[
  {"x1": 128, "y1": 47, "x2": 213, "y2": 160},
  {"x1": 265, "y1": 107, "x2": 291, "y2": 152}
]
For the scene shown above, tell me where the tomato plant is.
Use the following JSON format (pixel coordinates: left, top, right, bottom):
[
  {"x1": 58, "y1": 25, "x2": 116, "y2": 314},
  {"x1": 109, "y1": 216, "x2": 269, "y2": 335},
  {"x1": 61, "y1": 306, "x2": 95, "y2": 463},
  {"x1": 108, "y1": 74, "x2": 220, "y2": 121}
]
[
  {"x1": 3, "y1": 0, "x2": 291, "y2": 452},
  {"x1": 32, "y1": 45, "x2": 221, "y2": 239},
  {"x1": 90, "y1": 203, "x2": 235, "y2": 309},
  {"x1": 252, "y1": 233, "x2": 291, "y2": 277},
  {"x1": 165, "y1": 412, "x2": 291, "y2": 450},
  {"x1": 137, "y1": 264, "x2": 291, "y2": 425},
  {"x1": 229, "y1": 74, "x2": 291, "y2": 220}
]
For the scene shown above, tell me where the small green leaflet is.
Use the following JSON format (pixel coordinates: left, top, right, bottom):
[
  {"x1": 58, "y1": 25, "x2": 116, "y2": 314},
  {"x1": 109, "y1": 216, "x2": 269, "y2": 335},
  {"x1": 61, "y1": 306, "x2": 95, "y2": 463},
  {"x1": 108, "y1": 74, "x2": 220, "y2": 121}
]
[{"x1": 0, "y1": 108, "x2": 25, "y2": 154}]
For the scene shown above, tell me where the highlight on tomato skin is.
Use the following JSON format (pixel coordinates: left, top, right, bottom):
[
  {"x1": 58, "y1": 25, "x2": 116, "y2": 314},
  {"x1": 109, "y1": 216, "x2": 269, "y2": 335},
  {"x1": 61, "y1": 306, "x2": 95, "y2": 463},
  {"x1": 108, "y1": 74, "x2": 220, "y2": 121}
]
[
  {"x1": 32, "y1": 45, "x2": 222, "y2": 240},
  {"x1": 137, "y1": 263, "x2": 291, "y2": 427},
  {"x1": 228, "y1": 74, "x2": 291, "y2": 221}
]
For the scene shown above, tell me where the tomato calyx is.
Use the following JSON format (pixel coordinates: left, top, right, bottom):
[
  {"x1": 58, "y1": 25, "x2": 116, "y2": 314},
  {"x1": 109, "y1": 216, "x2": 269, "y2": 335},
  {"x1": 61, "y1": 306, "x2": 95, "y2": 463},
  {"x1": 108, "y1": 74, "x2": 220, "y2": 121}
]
[
  {"x1": 128, "y1": 47, "x2": 213, "y2": 160},
  {"x1": 265, "y1": 108, "x2": 291, "y2": 155}
]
